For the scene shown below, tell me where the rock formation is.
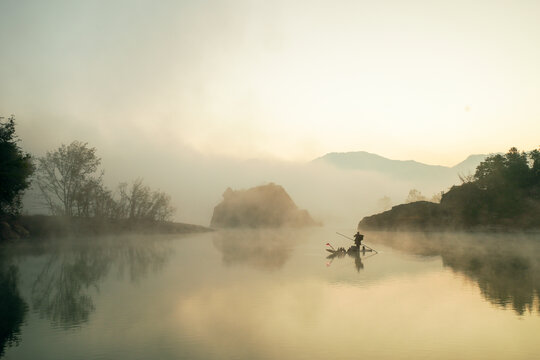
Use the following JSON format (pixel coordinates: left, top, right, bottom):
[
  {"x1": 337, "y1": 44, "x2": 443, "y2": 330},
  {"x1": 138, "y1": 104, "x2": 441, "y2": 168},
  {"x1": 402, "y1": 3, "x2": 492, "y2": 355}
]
[{"x1": 210, "y1": 183, "x2": 319, "y2": 228}]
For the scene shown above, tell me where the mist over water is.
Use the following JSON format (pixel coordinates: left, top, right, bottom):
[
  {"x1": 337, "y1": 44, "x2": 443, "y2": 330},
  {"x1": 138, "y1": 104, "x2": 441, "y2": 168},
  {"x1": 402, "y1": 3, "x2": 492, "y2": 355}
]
[
  {"x1": 368, "y1": 231, "x2": 540, "y2": 316},
  {"x1": 24, "y1": 148, "x2": 452, "y2": 227},
  {"x1": 2, "y1": 229, "x2": 540, "y2": 359},
  {"x1": 3, "y1": 1, "x2": 540, "y2": 358}
]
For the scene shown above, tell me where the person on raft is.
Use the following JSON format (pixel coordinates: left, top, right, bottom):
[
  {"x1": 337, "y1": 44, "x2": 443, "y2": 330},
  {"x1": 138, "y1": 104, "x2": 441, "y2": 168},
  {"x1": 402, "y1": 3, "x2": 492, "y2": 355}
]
[{"x1": 353, "y1": 232, "x2": 364, "y2": 249}]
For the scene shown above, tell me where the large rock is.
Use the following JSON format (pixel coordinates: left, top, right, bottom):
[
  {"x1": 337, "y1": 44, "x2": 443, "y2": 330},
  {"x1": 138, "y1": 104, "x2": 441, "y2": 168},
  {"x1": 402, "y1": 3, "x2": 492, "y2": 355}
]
[
  {"x1": 358, "y1": 201, "x2": 450, "y2": 231},
  {"x1": 210, "y1": 183, "x2": 320, "y2": 228}
]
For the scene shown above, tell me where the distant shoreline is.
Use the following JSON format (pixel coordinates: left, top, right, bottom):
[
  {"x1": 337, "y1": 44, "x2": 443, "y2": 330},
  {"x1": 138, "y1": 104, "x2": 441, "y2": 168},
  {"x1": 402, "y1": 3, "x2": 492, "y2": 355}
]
[
  {"x1": 358, "y1": 201, "x2": 540, "y2": 233},
  {"x1": 0, "y1": 215, "x2": 213, "y2": 242},
  {"x1": 359, "y1": 226, "x2": 540, "y2": 234}
]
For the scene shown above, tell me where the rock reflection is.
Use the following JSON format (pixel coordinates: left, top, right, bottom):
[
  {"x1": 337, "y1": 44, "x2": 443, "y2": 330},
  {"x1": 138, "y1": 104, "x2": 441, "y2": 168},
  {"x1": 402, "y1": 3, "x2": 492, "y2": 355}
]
[
  {"x1": 372, "y1": 232, "x2": 540, "y2": 315},
  {"x1": 212, "y1": 229, "x2": 304, "y2": 271},
  {"x1": 0, "y1": 262, "x2": 27, "y2": 358},
  {"x1": 29, "y1": 236, "x2": 172, "y2": 328}
]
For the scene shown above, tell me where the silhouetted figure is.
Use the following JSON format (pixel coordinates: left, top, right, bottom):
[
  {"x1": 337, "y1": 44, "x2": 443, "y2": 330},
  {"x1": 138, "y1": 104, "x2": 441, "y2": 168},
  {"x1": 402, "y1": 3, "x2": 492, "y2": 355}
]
[{"x1": 353, "y1": 232, "x2": 364, "y2": 249}]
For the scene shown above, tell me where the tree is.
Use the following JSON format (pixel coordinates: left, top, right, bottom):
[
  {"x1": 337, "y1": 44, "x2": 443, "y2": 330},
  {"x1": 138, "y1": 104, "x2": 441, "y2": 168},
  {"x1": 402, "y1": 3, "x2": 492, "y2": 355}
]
[
  {"x1": 37, "y1": 142, "x2": 176, "y2": 221},
  {"x1": 36, "y1": 141, "x2": 102, "y2": 216},
  {"x1": 405, "y1": 189, "x2": 426, "y2": 203},
  {"x1": 0, "y1": 115, "x2": 34, "y2": 216},
  {"x1": 377, "y1": 196, "x2": 392, "y2": 212},
  {"x1": 430, "y1": 191, "x2": 444, "y2": 203},
  {"x1": 72, "y1": 179, "x2": 116, "y2": 218},
  {"x1": 116, "y1": 179, "x2": 175, "y2": 221},
  {"x1": 474, "y1": 153, "x2": 506, "y2": 190},
  {"x1": 458, "y1": 172, "x2": 475, "y2": 184},
  {"x1": 529, "y1": 147, "x2": 540, "y2": 184},
  {"x1": 474, "y1": 148, "x2": 532, "y2": 190},
  {"x1": 504, "y1": 147, "x2": 529, "y2": 188}
]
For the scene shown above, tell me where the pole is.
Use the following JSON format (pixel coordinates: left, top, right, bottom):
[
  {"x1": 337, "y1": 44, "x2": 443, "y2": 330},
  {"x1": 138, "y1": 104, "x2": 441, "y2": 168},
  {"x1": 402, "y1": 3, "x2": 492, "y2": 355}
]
[{"x1": 336, "y1": 232, "x2": 378, "y2": 254}]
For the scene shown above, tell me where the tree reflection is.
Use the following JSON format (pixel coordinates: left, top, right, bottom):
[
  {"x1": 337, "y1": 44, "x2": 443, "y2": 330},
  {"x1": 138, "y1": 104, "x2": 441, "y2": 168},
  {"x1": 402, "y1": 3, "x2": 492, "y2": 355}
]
[
  {"x1": 372, "y1": 232, "x2": 540, "y2": 315},
  {"x1": 30, "y1": 236, "x2": 171, "y2": 328},
  {"x1": 0, "y1": 263, "x2": 27, "y2": 358},
  {"x1": 212, "y1": 229, "x2": 304, "y2": 271},
  {"x1": 442, "y1": 248, "x2": 536, "y2": 315}
]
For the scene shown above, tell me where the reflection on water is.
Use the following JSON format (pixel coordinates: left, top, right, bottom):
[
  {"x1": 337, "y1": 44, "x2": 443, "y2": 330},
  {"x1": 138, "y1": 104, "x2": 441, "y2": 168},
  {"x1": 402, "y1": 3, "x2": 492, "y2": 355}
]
[
  {"x1": 326, "y1": 249, "x2": 379, "y2": 272},
  {"x1": 370, "y1": 231, "x2": 540, "y2": 315},
  {"x1": 212, "y1": 229, "x2": 307, "y2": 270},
  {"x1": 0, "y1": 262, "x2": 27, "y2": 357},
  {"x1": 32, "y1": 251, "x2": 108, "y2": 327},
  {"x1": 1, "y1": 230, "x2": 540, "y2": 360},
  {"x1": 11, "y1": 236, "x2": 172, "y2": 330}
]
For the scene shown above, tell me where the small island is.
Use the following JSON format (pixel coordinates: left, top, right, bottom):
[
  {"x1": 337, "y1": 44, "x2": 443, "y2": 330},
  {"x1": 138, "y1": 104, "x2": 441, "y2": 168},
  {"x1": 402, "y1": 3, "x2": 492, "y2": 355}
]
[
  {"x1": 359, "y1": 147, "x2": 540, "y2": 231},
  {"x1": 210, "y1": 183, "x2": 320, "y2": 228}
]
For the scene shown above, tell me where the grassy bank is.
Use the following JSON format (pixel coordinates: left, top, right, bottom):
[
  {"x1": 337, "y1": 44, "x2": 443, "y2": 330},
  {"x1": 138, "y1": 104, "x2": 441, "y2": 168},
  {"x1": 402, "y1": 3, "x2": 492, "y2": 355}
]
[{"x1": 1, "y1": 215, "x2": 212, "y2": 241}]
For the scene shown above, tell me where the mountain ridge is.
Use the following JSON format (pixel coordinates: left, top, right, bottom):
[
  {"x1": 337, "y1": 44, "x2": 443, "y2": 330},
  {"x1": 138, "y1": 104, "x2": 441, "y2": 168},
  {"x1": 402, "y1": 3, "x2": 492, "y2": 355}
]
[{"x1": 312, "y1": 151, "x2": 487, "y2": 184}]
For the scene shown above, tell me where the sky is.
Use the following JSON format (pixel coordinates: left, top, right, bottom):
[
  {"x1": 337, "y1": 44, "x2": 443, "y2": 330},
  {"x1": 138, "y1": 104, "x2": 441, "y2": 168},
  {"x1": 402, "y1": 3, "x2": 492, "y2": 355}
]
[{"x1": 1, "y1": 0, "x2": 540, "y2": 167}]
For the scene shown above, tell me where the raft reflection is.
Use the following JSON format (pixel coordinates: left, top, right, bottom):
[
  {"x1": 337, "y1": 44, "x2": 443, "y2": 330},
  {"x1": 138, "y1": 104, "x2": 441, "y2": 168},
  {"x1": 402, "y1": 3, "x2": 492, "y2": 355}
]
[{"x1": 325, "y1": 249, "x2": 379, "y2": 272}]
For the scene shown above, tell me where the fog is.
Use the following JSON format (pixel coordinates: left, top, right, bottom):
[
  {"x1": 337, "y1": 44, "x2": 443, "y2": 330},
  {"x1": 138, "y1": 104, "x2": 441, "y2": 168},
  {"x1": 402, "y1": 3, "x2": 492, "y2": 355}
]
[
  {"x1": 4, "y1": 1, "x2": 540, "y2": 359},
  {"x1": 5, "y1": 0, "x2": 536, "y2": 228},
  {"x1": 367, "y1": 231, "x2": 540, "y2": 315},
  {"x1": 22, "y1": 140, "x2": 456, "y2": 227},
  {"x1": 3, "y1": 228, "x2": 540, "y2": 359}
]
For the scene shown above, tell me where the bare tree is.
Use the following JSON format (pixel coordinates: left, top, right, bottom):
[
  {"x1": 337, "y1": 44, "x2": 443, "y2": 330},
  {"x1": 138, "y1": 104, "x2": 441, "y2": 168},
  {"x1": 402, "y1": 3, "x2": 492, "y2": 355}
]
[
  {"x1": 36, "y1": 141, "x2": 102, "y2": 216},
  {"x1": 73, "y1": 179, "x2": 116, "y2": 218},
  {"x1": 430, "y1": 191, "x2": 444, "y2": 203},
  {"x1": 458, "y1": 172, "x2": 475, "y2": 184},
  {"x1": 405, "y1": 189, "x2": 427, "y2": 203},
  {"x1": 377, "y1": 196, "x2": 392, "y2": 212},
  {"x1": 115, "y1": 179, "x2": 175, "y2": 221}
]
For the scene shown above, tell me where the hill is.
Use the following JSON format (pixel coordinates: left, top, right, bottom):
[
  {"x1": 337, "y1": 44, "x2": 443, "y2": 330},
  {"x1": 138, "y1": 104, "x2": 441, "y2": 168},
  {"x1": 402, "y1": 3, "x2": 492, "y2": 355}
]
[
  {"x1": 313, "y1": 151, "x2": 486, "y2": 183},
  {"x1": 358, "y1": 147, "x2": 540, "y2": 231},
  {"x1": 210, "y1": 183, "x2": 320, "y2": 228}
]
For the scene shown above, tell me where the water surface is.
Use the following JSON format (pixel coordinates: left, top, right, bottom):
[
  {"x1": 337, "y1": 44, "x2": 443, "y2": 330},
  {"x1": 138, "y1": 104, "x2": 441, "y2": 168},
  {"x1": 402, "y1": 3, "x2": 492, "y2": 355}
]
[{"x1": 1, "y1": 228, "x2": 539, "y2": 359}]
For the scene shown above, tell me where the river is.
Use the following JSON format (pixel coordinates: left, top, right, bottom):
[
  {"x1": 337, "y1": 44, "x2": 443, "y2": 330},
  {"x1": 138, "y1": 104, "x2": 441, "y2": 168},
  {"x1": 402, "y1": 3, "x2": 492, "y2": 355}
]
[{"x1": 1, "y1": 228, "x2": 539, "y2": 359}]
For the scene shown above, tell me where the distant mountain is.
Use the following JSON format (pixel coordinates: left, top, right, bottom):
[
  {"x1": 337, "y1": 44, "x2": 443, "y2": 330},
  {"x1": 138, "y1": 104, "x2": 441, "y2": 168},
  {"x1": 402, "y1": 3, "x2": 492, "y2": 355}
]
[
  {"x1": 451, "y1": 154, "x2": 488, "y2": 176},
  {"x1": 312, "y1": 151, "x2": 487, "y2": 183}
]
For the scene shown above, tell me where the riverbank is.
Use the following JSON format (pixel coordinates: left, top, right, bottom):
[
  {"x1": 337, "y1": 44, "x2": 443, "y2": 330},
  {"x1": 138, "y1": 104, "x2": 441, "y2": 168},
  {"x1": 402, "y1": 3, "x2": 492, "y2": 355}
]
[
  {"x1": 358, "y1": 200, "x2": 540, "y2": 232},
  {"x1": 0, "y1": 215, "x2": 212, "y2": 241}
]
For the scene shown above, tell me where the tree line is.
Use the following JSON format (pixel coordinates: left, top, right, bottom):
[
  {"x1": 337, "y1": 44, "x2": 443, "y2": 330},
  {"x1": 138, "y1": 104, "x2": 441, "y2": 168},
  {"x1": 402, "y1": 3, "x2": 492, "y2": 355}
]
[
  {"x1": 0, "y1": 116, "x2": 33, "y2": 217},
  {"x1": 1, "y1": 116, "x2": 174, "y2": 222},
  {"x1": 441, "y1": 146, "x2": 540, "y2": 226}
]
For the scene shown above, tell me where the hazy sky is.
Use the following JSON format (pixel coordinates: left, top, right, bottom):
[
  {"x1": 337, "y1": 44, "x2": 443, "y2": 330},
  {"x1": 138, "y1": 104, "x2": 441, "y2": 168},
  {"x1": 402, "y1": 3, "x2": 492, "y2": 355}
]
[{"x1": 1, "y1": 0, "x2": 540, "y2": 165}]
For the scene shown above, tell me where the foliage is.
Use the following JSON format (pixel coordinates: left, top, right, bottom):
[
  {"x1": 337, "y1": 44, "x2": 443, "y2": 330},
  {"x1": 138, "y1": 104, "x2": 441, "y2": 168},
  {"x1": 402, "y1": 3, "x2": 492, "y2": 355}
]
[
  {"x1": 0, "y1": 265, "x2": 27, "y2": 357},
  {"x1": 0, "y1": 115, "x2": 34, "y2": 216},
  {"x1": 440, "y1": 146, "x2": 540, "y2": 227},
  {"x1": 37, "y1": 141, "x2": 175, "y2": 222},
  {"x1": 473, "y1": 147, "x2": 536, "y2": 190},
  {"x1": 405, "y1": 189, "x2": 426, "y2": 203},
  {"x1": 377, "y1": 196, "x2": 392, "y2": 212},
  {"x1": 36, "y1": 141, "x2": 102, "y2": 216},
  {"x1": 361, "y1": 146, "x2": 540, "y2": 230},
  {"x1": 430, "y1": 191, "x2": 443, "y2": 203},
  {"x1": 405, "y1": 189, "x2": 442, "y2": 204},
  {"x1": 115, "y1": 179, "x2": 175, "y2": 221}
]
